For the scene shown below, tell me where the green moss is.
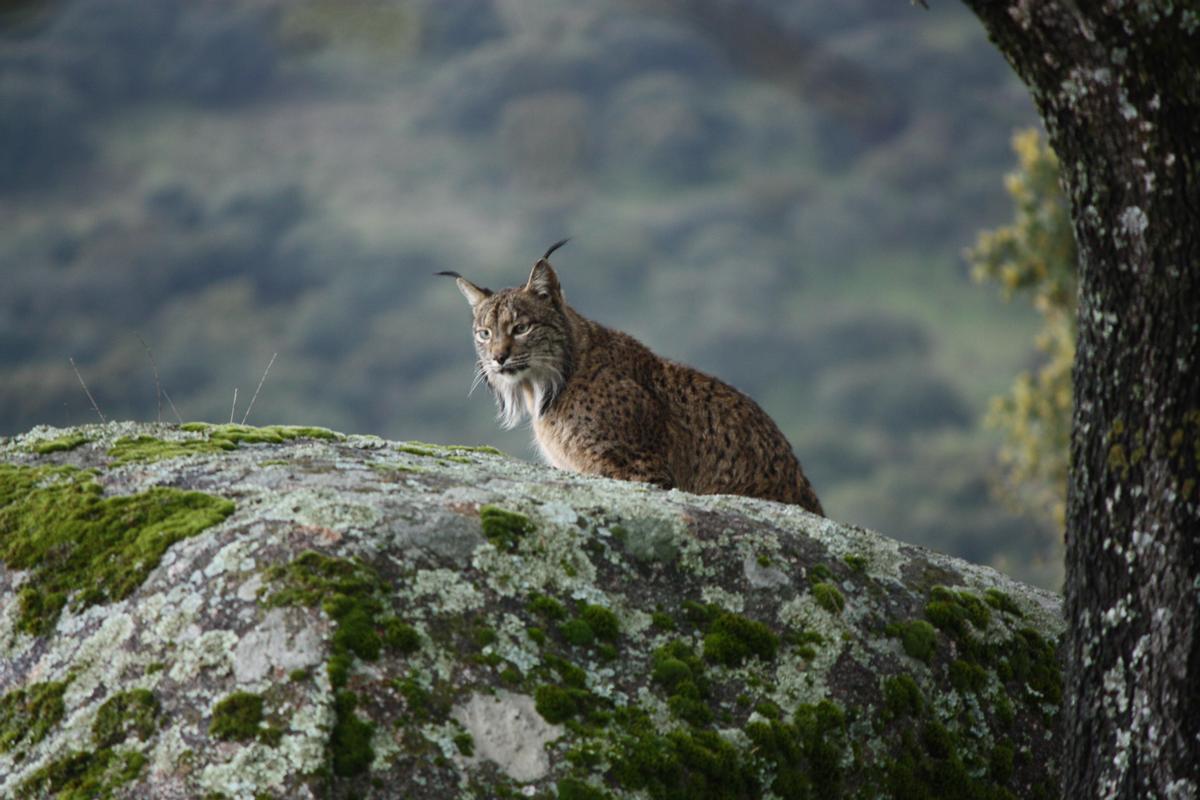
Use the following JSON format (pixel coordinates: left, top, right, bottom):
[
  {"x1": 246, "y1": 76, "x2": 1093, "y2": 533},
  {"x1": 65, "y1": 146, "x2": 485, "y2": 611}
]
[
  {"x1": 327, "y1": 653, "x2": 352, "y2": 689},
  {"x1": 651, "y1": 657, "x2": 694, "y2": 690},
  {"x1": 453, "y1": 731, "x2": 475, "y2": 756},
  {"x1": 882, "y1": 674, "x2": 924, "y2": 719},
  {"x1": 383, "y1": 619, "x2": 422, "y2": 654},
  {"x1": 479, "y1": 505, "x2": 534, "y2": 550},
  {"x1": 111, "y1": 425, "x2": 339, "y2": 464},
  {"x1": 180, "y1": 422, "x2": 340, "y2": 444},
  {"x1": 331, "y1": 602, "x2": 382, "y2": 661},
  {"x1": 446, "y1": 444, "x2": 505, "y2": 456},
  {"x1": 611, "y1": 715, "x2": 759, "y2": 800},
  {"x1": 210, "y1": 691, "x2": 264, "y2": 742},
  {"x1": 545, "y1": 654, "x2": 588, "y2": 689},
  {"x1": 561, "y1": 618, "x2": 596, "y2": 647},
  {"x1": 984, "y1": 589, "x2": 1023, "y2": 617},
  {"x1": 395, "y1": 444, "x2": 439, "y2": 458},
  {"x1": 989, "y1": 742, "x2": 1015, "y2": 783},
  {"x1": 31, "y1": 433, "x2": 91, "y2": 454},
  {"x1": 393, "y1": 675, "x2": 451, "y2": 723},
  {"x1": 955, "y1": 590, "x2": 993, "y2": 628},
  {"x1": 534, "y1": 684, "x2": 579, "y2": 724},
  {"x1": 557, "y1": 777, "x2": 610, "y2": 800},
  {"x1": 702, "y1": 612, "x2": 778, "y2": 667},
  {"x1": 528, "y1": 592, "x2": 567, "y2": 620},
  {"x1": 0, "y1": 464, "x2": 235, "y2": 635},
  {"x1": 92, "y1": 689, "x2": 160, "y2": 748},
  {"x1": 809, "y1": 563, "x2": 833, "y2": 581},
  {"x1": 289, "y1": 668, "x2": 310, "y2": 682},
  {"x1": 920, "y1": 584, "x2": 1061, "y2": 710},
  {"x1": 1001, "y1": 628, "x2": 1062, "y2": 705},
  {"x1": 533, "y1": 675, "x2": 610, "y2": 727},
  {"x1": 950, "y1": 659, "x2": 989, "y2": 693},
  {"x1": 994, "y1": 694, "x2": 1015, "y2": 728},
  {"x1": 527, "y1": 626, "x2": 547, "y2": 646},
  {"x1": 885, "y1": 720, "x2": 1019, "y2": 800},
  {"x1": 879, "y1": 589, "x2": 1061, "y2": 800},
  {"x1": 811, "y1": 582, "x2": 846, "y2": 614},
  {"x1": 472, "y1": 625, "x2": 498, "y2": 647},
  {"x1": 264, "y1": 549, "x2": 414, "y2": 688},
  {"x1": 896, "y1": 620, "x2": 938, "y2": 663},
  {"x1": 649, "y1": 641, "x2": 717, "y2": 726},
  {"x1": 331, "y1": 690, "x2": 375, "y2": 777},
  {"x1": 108, "y1": 435, "x2": 235, "y2": 464},
  {"x1": 399, "y1": 440, "x2": 507, "y2": 458},
  {"x1": 745, "y1": 700, "x2": 848, "y2": 798},
  {"x1": 926, "y1": 587, "x2": 991, "y2": 637},
  {"x1": 260, "y1": 724, "x2": 285, "y2": 748},
  {"x1": 580, "y1": 604, "x2": 620, "y2": 642},
  {"x1": 843, "y1": 553, "x2": 868, "y2": 572},
  {"x1": 17, "y1": 748, "x2": 148, "y2": 799},
  {"x1": 924, "y1": 600, "x2": 967, "y2": 638},
  {"x1": 566, "y1": 744, "x2": 604, "y2": 769},
  {"x1": 667, "y1": 687, "x2": 713, "y2": 726},
  {"x1": 681, "y1": 600, "x2": 719, "y2": 626},
  {"x1": 650, "y1": 611, "x2": 675, "y2": 631},
  {"x1": 0, "y1": 679, "x2": 68, "y2": 753}
]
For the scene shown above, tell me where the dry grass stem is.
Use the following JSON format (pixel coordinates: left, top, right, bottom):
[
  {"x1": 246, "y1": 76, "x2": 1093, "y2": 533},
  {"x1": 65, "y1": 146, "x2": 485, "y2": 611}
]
[
  {"x1": 161, "y1": 388, "x2": 184, "y2": 424},
  {"x1": 69, "y1": 357, "x2": 106, "y2": 423},
  {"x1": 134, "y1": 332, "x2": 163, "y2": 422},
  {"x1": 240, "y1": 352, "x2": 278, "y2": 425},
  {"x1": 230, "y1": 388, "x2": 239, "y2": 424}
]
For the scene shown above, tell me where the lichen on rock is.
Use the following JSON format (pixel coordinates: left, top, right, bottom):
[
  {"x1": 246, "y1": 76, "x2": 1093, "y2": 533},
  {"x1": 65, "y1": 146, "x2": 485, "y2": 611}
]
[{"x1": 0, "y1": 422, "x2": 1066, "y2": 798}]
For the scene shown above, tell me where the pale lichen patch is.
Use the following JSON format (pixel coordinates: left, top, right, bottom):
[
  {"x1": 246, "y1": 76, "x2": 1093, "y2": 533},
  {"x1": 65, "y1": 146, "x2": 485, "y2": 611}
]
[
  {"x1": 450, "y1": 690, "x2": 562, "y2": 782},
  {"x1": 169, "y1": 629, "x2": 239, "y2": 683}
]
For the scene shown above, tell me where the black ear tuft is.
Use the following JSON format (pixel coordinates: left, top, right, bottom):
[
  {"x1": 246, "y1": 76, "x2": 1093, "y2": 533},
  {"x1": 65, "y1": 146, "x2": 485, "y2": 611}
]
[
  {"x1": 440, "y1": 272, "x2": 493, "y2": 306},
  {"x1": 542, "y1": 238, "x2": 570, "y2": 260}
]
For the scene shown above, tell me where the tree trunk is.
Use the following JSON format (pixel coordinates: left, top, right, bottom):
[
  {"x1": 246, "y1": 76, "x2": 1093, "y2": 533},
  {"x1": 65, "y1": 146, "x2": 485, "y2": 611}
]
[{"x1": 957, "y1": 2, "x2": 1200, "y2": 797}]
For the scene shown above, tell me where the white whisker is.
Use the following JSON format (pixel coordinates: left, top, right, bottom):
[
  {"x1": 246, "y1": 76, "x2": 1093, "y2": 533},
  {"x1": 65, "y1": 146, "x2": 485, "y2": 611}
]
[{"x1": 468, "y1": 365, "x2": 488, "y2": 397}]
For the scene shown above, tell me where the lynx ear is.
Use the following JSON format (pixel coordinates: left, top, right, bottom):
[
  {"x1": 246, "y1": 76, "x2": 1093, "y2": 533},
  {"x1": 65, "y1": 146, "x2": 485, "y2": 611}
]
[
  {"x1": 525, "y1": 239, "x2": 569, "y2": 302},
  {"x1": 437, "y1": 271, "x2": 491, "y2": 308},
  {"x1": 525, "y1": 259, "x2": 562, "y2": 302}
]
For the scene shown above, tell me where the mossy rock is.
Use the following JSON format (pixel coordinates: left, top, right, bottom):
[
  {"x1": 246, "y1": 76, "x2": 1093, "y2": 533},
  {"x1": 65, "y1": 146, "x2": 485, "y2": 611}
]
[{"x1": 0, "y1": 423, "x2": 1065, "y2": 799}]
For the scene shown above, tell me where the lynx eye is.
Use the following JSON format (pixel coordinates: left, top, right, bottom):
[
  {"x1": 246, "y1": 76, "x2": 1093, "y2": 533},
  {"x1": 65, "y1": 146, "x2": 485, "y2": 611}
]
[
  {"x1": 475, "y1": 328, "x2": 491, "y2": 341},
  {"x1": 512, "y1": 322, "x2": 531, "y2": 336}
]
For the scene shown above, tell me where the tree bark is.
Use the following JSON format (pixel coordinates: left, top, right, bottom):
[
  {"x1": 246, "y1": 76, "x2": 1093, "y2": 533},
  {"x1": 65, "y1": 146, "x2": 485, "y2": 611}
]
[{"x1": 957, "y1": 2, "x2": 1200, "y2": 797}]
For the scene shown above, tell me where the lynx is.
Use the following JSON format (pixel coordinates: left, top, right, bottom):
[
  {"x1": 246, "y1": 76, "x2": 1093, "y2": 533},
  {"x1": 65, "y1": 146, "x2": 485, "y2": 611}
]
[{"x1": 440, "y1": 241, "x2": 823, "y2": 514}]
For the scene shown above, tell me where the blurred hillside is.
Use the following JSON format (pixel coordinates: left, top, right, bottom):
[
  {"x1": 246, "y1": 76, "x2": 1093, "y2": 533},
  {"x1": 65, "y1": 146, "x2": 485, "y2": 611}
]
[{"x1": 0, "y1": 0, "x2": 1060, "y2": 587}]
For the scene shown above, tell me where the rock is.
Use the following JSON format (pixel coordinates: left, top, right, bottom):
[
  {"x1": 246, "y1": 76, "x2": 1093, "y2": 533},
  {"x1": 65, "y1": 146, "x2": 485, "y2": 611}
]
[
  {"x1": 451, "y1": 689, "x2": 562, "y2": 782},
  {"x1": 0, "y1": 422, "x2": 1064, "y2": 799}
]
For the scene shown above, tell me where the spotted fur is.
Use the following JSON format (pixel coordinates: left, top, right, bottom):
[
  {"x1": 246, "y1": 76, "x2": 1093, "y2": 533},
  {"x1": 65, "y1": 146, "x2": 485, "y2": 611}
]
[{"x1": 442, "y1": 247, "x2": 824, "y2": 514}]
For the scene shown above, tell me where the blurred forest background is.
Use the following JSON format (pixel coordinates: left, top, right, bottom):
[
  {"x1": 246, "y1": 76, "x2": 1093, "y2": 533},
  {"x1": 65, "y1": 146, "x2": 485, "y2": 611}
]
[{"x1": 0, "y1": 0, "x2": 1063, "y2": 588}]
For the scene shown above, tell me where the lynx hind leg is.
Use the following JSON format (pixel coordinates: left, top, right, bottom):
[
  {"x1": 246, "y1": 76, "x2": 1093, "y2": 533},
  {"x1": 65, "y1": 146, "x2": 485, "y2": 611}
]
[{"x1": 796, "y1": 475, "x2": 824, "y2": 516}]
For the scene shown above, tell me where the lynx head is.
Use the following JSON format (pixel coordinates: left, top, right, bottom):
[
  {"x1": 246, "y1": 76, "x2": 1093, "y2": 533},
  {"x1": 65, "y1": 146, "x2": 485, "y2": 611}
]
[{"x1": 440, "y1": 239, "x2": 574, "y2": 429}]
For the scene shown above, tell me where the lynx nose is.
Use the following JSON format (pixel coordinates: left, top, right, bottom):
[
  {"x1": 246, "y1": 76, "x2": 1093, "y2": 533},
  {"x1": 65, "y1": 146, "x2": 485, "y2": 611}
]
[{"x1": 494, "y1": 351, "x2": 510, "y2": 366}]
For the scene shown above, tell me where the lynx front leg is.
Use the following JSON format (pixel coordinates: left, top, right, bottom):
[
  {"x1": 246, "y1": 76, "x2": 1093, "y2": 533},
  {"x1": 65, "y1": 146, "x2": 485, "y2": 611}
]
[
  {"x1": 588, "y1": 445, "x2": 674, "y2": 490},
  {"x1": 541, "y1": 376, "x2": 674, "y2": 489}
]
